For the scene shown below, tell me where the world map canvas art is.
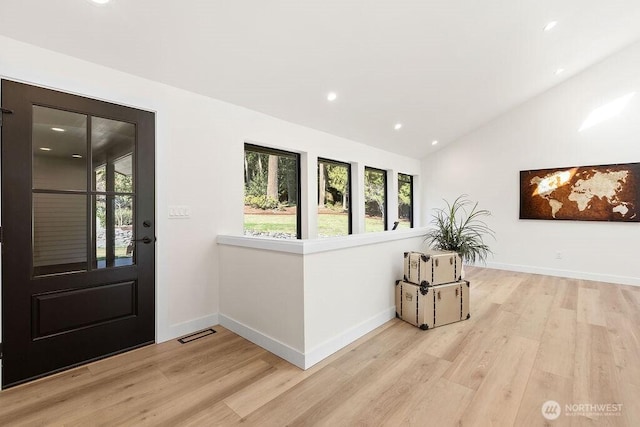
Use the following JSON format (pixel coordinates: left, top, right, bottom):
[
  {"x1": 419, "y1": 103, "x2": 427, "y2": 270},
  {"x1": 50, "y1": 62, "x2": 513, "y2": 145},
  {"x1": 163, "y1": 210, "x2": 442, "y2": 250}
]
[{"x1": 520, "y1": 162, "x2": 639, "y2": 222}]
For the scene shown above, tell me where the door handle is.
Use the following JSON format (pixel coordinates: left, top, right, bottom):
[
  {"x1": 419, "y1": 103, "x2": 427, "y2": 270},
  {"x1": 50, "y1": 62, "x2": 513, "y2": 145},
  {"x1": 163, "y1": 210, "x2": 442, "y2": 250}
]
[{"x1": 133, "y1": 236, "x2": 156, "y2": 244}]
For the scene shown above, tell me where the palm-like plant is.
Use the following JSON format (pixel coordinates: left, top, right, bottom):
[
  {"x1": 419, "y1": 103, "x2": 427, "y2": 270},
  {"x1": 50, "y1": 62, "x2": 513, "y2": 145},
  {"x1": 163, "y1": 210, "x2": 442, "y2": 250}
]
[{"x1": 425, "y1": 195, "x2": 495, "y2": 264}]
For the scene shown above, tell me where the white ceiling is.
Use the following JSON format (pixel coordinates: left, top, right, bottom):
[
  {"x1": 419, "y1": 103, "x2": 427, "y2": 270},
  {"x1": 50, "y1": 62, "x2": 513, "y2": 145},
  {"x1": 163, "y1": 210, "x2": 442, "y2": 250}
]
[{"x1": 2, "y1": 0, "x2": 640, "y2": 158}]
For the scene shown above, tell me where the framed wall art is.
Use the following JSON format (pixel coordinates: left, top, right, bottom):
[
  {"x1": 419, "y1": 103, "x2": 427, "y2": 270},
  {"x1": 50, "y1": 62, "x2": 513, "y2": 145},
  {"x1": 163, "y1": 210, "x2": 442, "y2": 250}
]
[{"x1": 520, "y1": 162, "x2": 639, "y2": 222}]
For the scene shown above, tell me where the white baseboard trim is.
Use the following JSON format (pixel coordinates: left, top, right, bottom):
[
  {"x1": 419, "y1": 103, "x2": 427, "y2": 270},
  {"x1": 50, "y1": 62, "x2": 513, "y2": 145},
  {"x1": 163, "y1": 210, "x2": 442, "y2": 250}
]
[
  {"x1": 304, "y1": 306, "x2": 396, "y2": 369},
  {"x1": 484, "y1": 262, "x2": 640, "y2": 287},
  {"x1": 219, "y1": 309, "x2": 395, "y2": 370},
  {"x1": 219, "y1": 314, "x2": 305, "y2": 369},
  {"x1": 157, "y1": 313, "x2": 220, "y2": 343}
]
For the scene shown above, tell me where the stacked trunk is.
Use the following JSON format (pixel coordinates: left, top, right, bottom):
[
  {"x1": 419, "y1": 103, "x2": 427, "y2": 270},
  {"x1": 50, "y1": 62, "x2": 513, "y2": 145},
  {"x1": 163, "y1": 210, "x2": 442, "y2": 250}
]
[{"x1": 395, "y1": 251, "x2": 470, "y2": 330}]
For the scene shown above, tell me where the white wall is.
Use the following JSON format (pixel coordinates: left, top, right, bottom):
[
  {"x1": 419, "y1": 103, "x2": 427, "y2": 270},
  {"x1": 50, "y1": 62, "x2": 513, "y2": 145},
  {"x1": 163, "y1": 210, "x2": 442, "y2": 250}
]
[
  {"x1": 219, "y1": 246, "x2": 305, "y2": 354},
  {"x1": 303, "y1": 234, "x2": 425, "y2": 367},
  {"x1": 422, "y1": 40, "x2": 640, "y2": 286},
  {"x1": 217, "y1": 230, "x2": 426, "y2": 369},
  {"x1": 0, "y1": 35, "x2": 421, "y2": 356}
]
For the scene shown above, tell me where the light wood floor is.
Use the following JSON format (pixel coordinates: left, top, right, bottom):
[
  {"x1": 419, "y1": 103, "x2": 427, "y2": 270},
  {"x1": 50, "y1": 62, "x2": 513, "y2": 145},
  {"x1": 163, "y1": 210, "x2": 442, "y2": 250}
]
[{"x1": 1, "y1": 267, "x2": 639, "y2": 426}]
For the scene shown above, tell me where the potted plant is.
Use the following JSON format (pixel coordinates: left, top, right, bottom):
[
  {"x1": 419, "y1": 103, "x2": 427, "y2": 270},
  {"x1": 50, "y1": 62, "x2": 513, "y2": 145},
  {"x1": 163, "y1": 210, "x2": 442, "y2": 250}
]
[{"x1": 424, "y1": 195, "x2": 495, "y2": 276}]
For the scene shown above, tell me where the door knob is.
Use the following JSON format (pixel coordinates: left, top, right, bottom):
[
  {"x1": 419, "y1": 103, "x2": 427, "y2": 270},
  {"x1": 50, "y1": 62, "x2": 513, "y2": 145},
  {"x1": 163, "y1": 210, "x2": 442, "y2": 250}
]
[{"x1": 133, "y1": 236, "x2": 155, "y2": 244}]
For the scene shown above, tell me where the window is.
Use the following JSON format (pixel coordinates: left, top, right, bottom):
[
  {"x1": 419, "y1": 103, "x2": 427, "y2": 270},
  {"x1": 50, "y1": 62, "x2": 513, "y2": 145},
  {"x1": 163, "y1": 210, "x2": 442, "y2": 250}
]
[
  {"x1": 398, "y1": 173, "x2": 413, "y2": 228},
  {"x1": 244, "y1": 144, "x2": 300, "y2": 239},
  {"x1": 318, "y1": 158, "x2": 351, "y2": 237},
  {"x1": 364, "y1": 167, "x2": 387, "y2": 232}
]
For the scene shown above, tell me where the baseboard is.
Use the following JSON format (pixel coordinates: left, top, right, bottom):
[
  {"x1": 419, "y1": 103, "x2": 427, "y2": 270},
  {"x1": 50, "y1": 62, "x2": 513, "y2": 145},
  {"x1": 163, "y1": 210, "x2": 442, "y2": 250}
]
[
  {"x1": 304, "y1": 306, "x2": 396, "y2": 369},
  {"x1": 484, "y1": 262, "x2": 640, "y2": 287},
  {"x1": 157, "y1": 313, "x2": 220, "y2": 343},
  {"x1": 219, "y1": 314, "x2": 306, "y2": 369}
]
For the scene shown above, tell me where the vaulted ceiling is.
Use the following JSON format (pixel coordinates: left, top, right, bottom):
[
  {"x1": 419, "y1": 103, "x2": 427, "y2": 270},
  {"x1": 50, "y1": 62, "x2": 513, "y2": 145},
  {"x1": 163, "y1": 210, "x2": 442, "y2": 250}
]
[{"x1": 2, "y1": 0, "x2": 640, "y2": 158}]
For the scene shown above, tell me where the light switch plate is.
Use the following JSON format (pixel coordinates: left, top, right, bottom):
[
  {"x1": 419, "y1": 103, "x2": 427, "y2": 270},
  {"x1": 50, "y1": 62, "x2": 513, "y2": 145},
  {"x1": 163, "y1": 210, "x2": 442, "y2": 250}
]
[{"x1": 169, "y1": 205, "x2": 191, "y2": 219}]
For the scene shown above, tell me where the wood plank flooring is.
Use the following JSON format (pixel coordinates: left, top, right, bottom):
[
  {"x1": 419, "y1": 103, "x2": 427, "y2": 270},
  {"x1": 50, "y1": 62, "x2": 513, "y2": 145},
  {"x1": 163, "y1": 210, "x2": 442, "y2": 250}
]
[{"x1": 1, "y1": 267, "x2": 639, "y2": 426}]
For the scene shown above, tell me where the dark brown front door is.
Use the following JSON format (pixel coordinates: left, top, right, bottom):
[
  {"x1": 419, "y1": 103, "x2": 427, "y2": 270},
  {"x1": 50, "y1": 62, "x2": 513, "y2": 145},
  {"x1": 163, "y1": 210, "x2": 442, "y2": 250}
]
[{"x1": 1, "y1": 80, "x2": 155, "y2": 388}]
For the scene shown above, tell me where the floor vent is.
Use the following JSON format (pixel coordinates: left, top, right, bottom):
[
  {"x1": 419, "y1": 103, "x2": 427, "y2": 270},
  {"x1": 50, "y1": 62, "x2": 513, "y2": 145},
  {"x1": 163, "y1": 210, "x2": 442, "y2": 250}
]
[{"x1": 178, "y1": 328, "x2": 216, "y2": 344}]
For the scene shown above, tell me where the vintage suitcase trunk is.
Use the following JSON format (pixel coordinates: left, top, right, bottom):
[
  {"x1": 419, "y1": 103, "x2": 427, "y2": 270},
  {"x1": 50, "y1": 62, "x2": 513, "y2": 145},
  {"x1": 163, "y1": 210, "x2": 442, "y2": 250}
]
[
  {"x1": 395, "y1": 280, "x2": 470, "y2": 330},
  {"x1": 403, "y1": 251, "x2": 462, "y2": 286}
]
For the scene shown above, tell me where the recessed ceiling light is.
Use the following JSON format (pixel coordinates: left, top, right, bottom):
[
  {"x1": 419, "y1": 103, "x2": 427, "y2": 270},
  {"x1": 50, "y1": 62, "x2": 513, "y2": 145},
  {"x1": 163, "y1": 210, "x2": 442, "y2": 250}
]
[
  {"x1": 394, "y1": 123, "x2": 402, "y2": 130},
  {"x1": 432, "y1": 140, "x2": 438, "y2": 146},
  {"x1": 39, "y1": 147, "x2": 52, "y2": 151},
  {"x1": 544, "y1": 21, "x2": 557, "y2": 32},
  {"x1": 89, "y1": 0, "x2": 110, "y2": 4},
  {"x1": 51, "y1": 127, "x2": 65, "y2": 132},
  {"x1": 555, "y1": 68, "x2": 565, "y2": 75},
  {"x1": 327, "y1": 92, "x2": 337, "y2": 101},
  {"x1": 72, "y1": 154, "x2": 83, "y2": 158}
]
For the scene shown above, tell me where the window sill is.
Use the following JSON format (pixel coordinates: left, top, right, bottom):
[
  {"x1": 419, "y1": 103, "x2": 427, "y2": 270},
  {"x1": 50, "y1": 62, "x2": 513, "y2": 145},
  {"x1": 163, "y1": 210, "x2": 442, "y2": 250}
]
[{"x1": 217, "y1": 228, "x2": 427, "y2": 255}]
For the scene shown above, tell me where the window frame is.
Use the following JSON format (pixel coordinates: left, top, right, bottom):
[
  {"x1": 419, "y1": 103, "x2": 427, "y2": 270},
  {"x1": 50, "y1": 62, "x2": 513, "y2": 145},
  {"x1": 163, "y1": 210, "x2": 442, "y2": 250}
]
[
  {"x1": 398, "y1": 173, "x2": 414, "y2": 228},
  {"x1": 244, "y1": 143, "x2": 301, "y2": 239},
  {"x1": 364, "y1": 166, "x2": 388, "y2": 232},
  {"x1": 317, "y1": 157, "x2": 352, "y2": 236}
]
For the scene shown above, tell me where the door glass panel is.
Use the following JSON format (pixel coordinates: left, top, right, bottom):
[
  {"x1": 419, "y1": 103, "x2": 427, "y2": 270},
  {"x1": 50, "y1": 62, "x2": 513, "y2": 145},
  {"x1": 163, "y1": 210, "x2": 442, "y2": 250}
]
[
  {"x1": 94, "y1": 195, "x2": 106, "y2": 268},
  {"x1": 114, "y1": 154, "x2": 133, "y2": 193},
  {"x1": 33, "y1": 193, "x2": 87, "y2": 276},
  {"x1": 114, "y1": 194, "x2": 134, "y2": 267},
  {"x1": 91, "y1": 117, "x2": 135, "y2": 192},
  {"x1": 92, "y1": 157, "x2": 132, "y2": 193},
  {"x1": 91, "y1": 116, "x2": 135, "y2": 269},
  {"x1": 94, "y1": 165, "x2": 106, "y2": 192},
  {"x1": 93, "y1": 195, "x2": 134, "y2": 269},
  {"x1": 32, "y1": 106, "x2": 87, "y2": 191}
]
